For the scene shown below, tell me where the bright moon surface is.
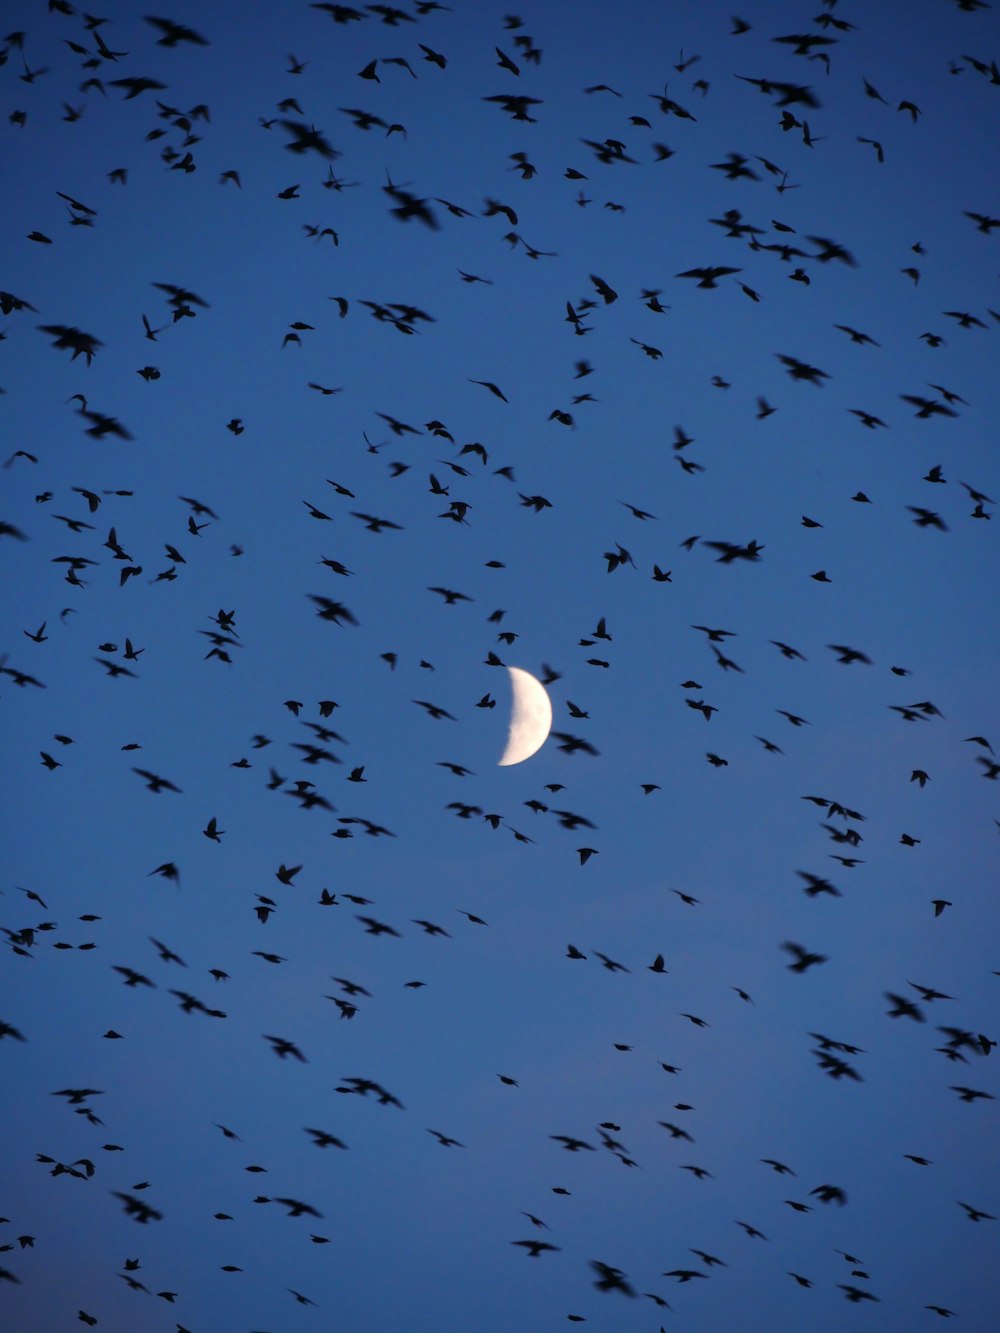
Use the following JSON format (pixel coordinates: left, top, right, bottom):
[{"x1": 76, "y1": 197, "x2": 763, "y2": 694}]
[{"x1": 498, "y1": 666, "x2": 554, "y2": 766}]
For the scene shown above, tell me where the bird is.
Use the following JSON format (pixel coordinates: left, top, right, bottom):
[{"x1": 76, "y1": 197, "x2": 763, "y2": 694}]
[
  {"x1": 111, "y1": 1192, "x2": 163, "y2": 1223},
  {"x1": 782, "y1": 942, "x2": 828, "y2": 972},
  {"x1": 810, "y1": 1182, "x2": 847, "y2": 1205},
  {"x1": 835, "y1": 324, "x2": 881, "y2": 347},
  {"x1": 677, "y1": 265, "x2": 741, "y2": 288},
  {"x1": 958, "y1": 1201, "x2": 996, "y2": 1221},
  {"x1": 839, "y1": 1284, "x2": 879, "y2": 1303},
  {"x1": 551, "y1": 1135, "x2": 595, "y2": 1152},
  {"x1": 512, "y1": 1239, "x2": 560, "y2": 1257},
  {"x1": 590, "y1": 1260, "x2": 636, "y2": 1297},
  {"x1": 950, "y1": 1086, "x2": 995, "y2": 1103},
  {"x1": 427, "y1": 1128, "x2": 463, "y2": 1147},
  {"x1": 132, "y1": 769, "x2": 182, "y2": 794},
  {"x1": 263, "y1": 1035, "x2": 307, "y2": 1062}
]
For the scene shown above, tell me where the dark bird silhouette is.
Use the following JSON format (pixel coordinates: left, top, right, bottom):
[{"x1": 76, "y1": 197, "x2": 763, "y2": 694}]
[
  {"x1": 677, "y1": 265, "x2": 741, "y2": 288},
  {"x1": 782, "y1": 942, "x2": 827, "y2": 972},
  {"x1": 512, "y1": 1238, "x2": 560, "y2": 1257},
  {"x1": 811, "y1": 1182, "x2": 847, "y2": 1205},
  {"x1": 950, "y1": 1086, "x2": 994, "y2": 1103},
  {"x1": 111, "y1": 1191, "x2": 163, "y2": 1223},
  {"x1": 132, "y1": 768, "x2": 181, "y2": 793},
  {"x1": 551, "y1": 1134, "x2": 594, "y2": 1152},
  {"x1": 264, "y1": 1034, "x2": 307, "y2": 1061},
  {"x1": 145, "y1": 16, "x2": 209, "y2": 46},
  {"x1": 840, "y1": 1284, "x2": 880, "y2": 1303},
  {"x1": 777, "y1": 353, "x2": 830, "y2": 385},
  {"x1": 958, "y1": 1200, "x2": 996, "y2": 1221},
  {"x1": 590, "y1": 1260, "x2": 636, "y2": 1297},
  {"x1": 38, "y1": 324, "x2": 102, "y2": 365}
]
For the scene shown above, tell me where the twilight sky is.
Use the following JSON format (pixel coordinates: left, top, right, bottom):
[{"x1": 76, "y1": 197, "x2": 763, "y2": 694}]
[{"x1": 1, "y1": 2, "x2": 999, "y2": 1330}]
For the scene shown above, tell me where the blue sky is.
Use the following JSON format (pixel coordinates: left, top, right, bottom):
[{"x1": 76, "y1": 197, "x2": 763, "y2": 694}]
[{"x1": 1, "y1": 1, "x2": 998, "y2": 1329}]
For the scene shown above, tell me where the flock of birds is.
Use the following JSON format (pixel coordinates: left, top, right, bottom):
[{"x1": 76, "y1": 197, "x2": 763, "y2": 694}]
[{"x1": 1, "y1": 1, "x2": 998, "y2": 1330}]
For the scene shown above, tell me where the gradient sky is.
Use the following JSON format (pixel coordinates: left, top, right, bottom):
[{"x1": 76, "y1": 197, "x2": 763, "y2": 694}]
[{"x1": 2, "y1": 2, "x2": 999, "y2": 1330}]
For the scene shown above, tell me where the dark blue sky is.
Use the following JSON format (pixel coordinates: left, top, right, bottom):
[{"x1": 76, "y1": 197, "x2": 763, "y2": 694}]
[{"x1": 2, "y1": 2, "x2": 998, "y2": 1330}]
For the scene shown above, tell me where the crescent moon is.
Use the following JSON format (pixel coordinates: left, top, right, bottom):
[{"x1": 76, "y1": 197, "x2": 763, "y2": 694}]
[{"x1": 498, "y1": 666, "x2": 553, "y2": 766}]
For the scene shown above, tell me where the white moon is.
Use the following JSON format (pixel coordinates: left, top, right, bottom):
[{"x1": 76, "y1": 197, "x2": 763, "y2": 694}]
[{"x1": 498, "y1": 666, "x2": 553, "y2": 766}]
